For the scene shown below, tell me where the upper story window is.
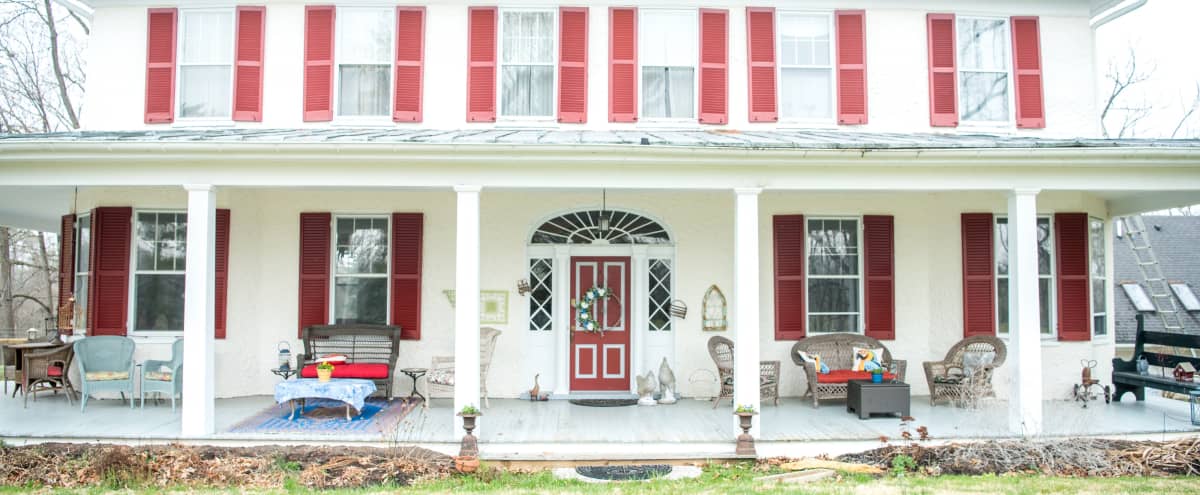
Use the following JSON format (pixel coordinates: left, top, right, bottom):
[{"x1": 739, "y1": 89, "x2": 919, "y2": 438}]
[
  {"x1": 133, "y1": 211, "x2": 188, "y2": 332},
  {"x1": 177, "y1": 10, "x2": 234, "y2": 119},
  {"x1": 957, "y1": 17, "x2": 1011, "y2": 124},
  {"x1": 500, "y1": 10, "x2": 556, "y2": 118},
  {"x1": 640, "y1": 10, "x2": 697, "y2": 120},
  {"x1": 336, "y1": 8, "x2": 395, "y2": 118},
  {"x1": 778, "y1": 12, "x2": 834, "y2": 121}
]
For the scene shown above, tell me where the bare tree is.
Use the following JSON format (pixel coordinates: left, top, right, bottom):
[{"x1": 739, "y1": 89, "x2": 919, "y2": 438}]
[
  {"x1": 1169, "y1": 83, "x2": 1200, "y2": 139},
  {"x1": 0, "y1": 0, "x2": 86, "y2": 133},
  {"x1": 1100, "y1": 45, "x2": 1155, "y2": 139},
  {"x1": 0, "y1": 227, "x2": 13, "y2": 330}
]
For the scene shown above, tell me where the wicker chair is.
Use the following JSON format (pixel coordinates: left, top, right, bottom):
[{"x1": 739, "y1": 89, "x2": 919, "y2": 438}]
[
  {"x1": 707, "y1": 336, "x2": 780, "y2": 409},
  {"x1": 428, "y1": 327, "x2": 502, "y2": 408},
  {"x1": 21, "y1": 343, "x2": 76, "y2": 408},
  {"x1": 790, "y1": 333, "x2": 907, "y2": 408},
  {"x1": 923, "y1": 335, "x2": 1007, "y2": 406}
]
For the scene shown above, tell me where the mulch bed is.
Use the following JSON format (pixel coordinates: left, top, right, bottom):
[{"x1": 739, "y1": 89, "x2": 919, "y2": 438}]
[{"x1": 0, "y1": 443, "x2": 453, "y2": 489}]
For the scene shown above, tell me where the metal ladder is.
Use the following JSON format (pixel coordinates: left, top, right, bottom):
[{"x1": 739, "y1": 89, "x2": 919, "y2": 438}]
[{"x1": 1118, "y1": 215, "x2": 1186, "y2": 333}]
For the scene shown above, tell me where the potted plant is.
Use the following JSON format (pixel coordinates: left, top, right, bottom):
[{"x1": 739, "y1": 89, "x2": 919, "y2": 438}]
[
  {"x1": 871, "y1": 367, "x2": 884, "y2": 383},
  {"x1": 454, "y1": 455, "x2": 480, "y2": 473},
  {"x1": 733, "y1": 404, "x2": 758, "y2": 456},
  {"x1": 316, "y1": 361, "x2": 335, "y2": 382},
  {"x1": 457, "y1": 404, "x2": 482, "y2": 457}
]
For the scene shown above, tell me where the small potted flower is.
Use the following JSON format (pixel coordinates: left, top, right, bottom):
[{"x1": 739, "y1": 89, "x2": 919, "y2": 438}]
[
  {"x1": 457, "y1": 404, "x2": 483, "y2": 460},
  {"x1": 871, "y1": 367, "x2": 885, "y2": 383},
  {"x1": 316, "y1": 361, "x2": 335, "y2": 382},
  {"x1": 733, "y1": 404, "x2": 758, "y2": 456}
]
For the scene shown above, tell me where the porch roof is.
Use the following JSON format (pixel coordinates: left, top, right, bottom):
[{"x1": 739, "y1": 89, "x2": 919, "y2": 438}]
[{"x1": 3, "y1": 128, "x2": 1200, "y2": 151}]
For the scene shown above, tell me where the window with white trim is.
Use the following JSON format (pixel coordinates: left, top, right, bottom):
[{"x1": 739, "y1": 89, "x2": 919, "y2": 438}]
[
  {"x1": 177, "y1": 10, "x2": 234, "y2": 119},
  {"x1": 957, "y1": 17, "x2": 1011, "y2": 123},
  {"x1": 995, "y1": 217, "x2": 1053, "y2": 335},
  {"x1": 73, "y1": 214, "x2": 90, "y2": 331},
  {"x1": 807, "y1": 217, "x2": 861, "y2": 333},
  {"x1": 777, "y1": 12, "x2": 834, "y2": 120},
  {"x1": 336, "y1": 7, "x2": 394, "y2": 117},
  {"x1": 1090, "y1": 217, "x2": 1107, "y2": 336},
  {"x1": 649, "y1": 259, "x2": 672, "y2": 331},
  {"x1": 640, "y1": 10, "x2": 697, "y2": 119},
  {"x1": 500, "y1": 9, "x2": 556, "y2": 118},
  {"x1": 132, "y1": 212, "x2": 187, "y2": 332},
  {"x1": 333, "y1": 216, "x2": 389, "y2": 325},
  {"x1": 528, "y1": 258, "x2": 553, "y2": 331}
]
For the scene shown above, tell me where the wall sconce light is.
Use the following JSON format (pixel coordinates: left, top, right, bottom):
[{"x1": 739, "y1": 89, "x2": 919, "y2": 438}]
[{"x1": 517, "y1": 279, "x2": 531, "y2": 296}]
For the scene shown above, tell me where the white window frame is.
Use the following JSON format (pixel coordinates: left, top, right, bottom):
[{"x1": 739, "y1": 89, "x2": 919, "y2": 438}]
[
  {"x1": 174, "y1": 8, "x2": 236, "y2": 123},
  {"x1": 73, "y1": 213, "x2": 91, "y2": 332},
  {"x1": 129, "y1": 209, "x2": 188, "y2": 335},
  {"x1": 775, "y1": 10, "x2": 836, "y2": 124},
  {"x1": 995, "y1": 215, "x2": 1055, "y2": 338},
  {"x1": 333, "y1": 6, "x2": 396, "y2": 123},
  {"x1": 497, "y1": 8, "x2": 558, "y2": 121},
  {"x1": 528, "y1": 257, "x2": 554, "y2": 331},
  {"x1": 805, "y1": 216, "x2": 865, "y2": 334},
  {"x1": 329, "y1": 214, "x2": 392, "y2": 325},
  {"x1": 955, "y1": 15, "x2": 1016, "y2": 128},
  {"x1": 1090, "y1": 217, "x2": 1108, "y2": 338},
  {"x1": 648, "y1": 257, "x2": 674, "y2": 331},
  {"x1": 637, "y1": 9, "x2": 699, "y2": 124}
]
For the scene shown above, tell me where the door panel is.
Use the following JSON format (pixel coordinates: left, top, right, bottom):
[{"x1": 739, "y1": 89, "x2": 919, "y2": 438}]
[{"x1": 569, "y1": 256, "x2": 631, "y2": 391}]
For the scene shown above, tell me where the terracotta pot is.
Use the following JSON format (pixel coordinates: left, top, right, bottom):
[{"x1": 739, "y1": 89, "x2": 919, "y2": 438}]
[
  {"x1": 317, "y1": 368, "x2": 333, "y2": 382},
  {"x1": 454, "y1": 456, "x2": 480, "y2": 473}
]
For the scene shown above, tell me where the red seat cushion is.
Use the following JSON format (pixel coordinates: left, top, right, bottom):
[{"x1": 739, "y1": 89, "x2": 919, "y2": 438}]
[
  {"x1": 47, "y1": 365, "x2": 64, "y2": 377},
  {"x1": 816, "y1": 369, "x2": 897, "y2": 384},
  {"x1": 300, "y1": 363, "x2": 390, "y2": 379}
]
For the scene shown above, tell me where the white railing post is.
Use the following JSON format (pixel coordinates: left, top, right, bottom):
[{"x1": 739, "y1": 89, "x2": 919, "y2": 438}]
[{"x1": 181, "y1": 184, "x2": 216, "y2": 437}]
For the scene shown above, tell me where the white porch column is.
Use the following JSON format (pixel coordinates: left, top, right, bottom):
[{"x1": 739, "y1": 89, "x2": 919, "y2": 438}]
[
  {"x1": 733, "y1": 188, "x2": 762, "y2": 435},
  {"x1": 1008, "y1": 189, "x2": 1043, "y2": 436},
  {"x1": 630, "y1": 246, "x2": 649, "y2": 394},
  {"x1": 181, "y1": 184, "x2": 217, "y2": 437},
  {"x1": 454, "y1": 186, "x2": 482, "y2": 430},
  {"x1": 552, "y1": 245, "x2": 571, "y2": 396}
]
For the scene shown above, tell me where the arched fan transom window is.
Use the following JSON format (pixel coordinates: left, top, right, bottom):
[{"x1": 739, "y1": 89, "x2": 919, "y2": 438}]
[{"x1": 530, "y1": 210, "x2": 672, "y2": 245}]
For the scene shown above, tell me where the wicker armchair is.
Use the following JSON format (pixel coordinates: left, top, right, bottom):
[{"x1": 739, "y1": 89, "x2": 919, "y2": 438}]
[
  {"x1": 428, "y1": 327, "x2": 502, "y2": 408},
  {"x1": 707, "y1": 336, "x2": 780, "y2": 409},
  {"x1": 21, "y1": 343, "x2": 76, "y2": 408},
  {"x1": 790, "y1": 333, "x2": 907, "y2": 408},
  {"x1": 923, "y1": 335, "x2": 1007, "y2": 406}
]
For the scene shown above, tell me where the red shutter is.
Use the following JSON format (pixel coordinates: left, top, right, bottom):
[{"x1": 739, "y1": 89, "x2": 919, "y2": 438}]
[
  {"x1": 961, "y1": 213, "x2": 995, "y2": 337},
  {"x1": 58, "y1": 214, "x2": 76, "y2": 331},
  {"x1": 1011, "y1": 16, "x2": 1045, "y2": 129},
  {"x1": 298, "y1": 212, "x2": 331, "y2": 337},
  {"x1": 1055, "y1": 213, "x2": 1091, "y2": 341},
  {"x1": 698, "y1": 9, "x2": 728, "y2": 125},
  {"x1": 746, "y1": 7, "x2": 777, "y2": 123},
  {"x1": 467, "y1": 7, "x2": 497, "y2": 122},
  {"x1": 391, "y1": 213, "x2": 423, "y2": 340},
  {"x1": 144, "y1": 8, "x2": 177, "y2": 124},
  {"x1": 558, "y1": 7, "x2": 588, "y2": 123},
  {"x1": 863, "y1": 215, "x2": 894, "y2": 340},
  {"x1": 232, "y1": 6, "x2": 266, "y2": 122},
  {"x1": 215, "y1": 209, "x2": 231, "y2": 339},
  {"x1": 394, "y1": 7, "x2": 425, "y2": 122},
  {"x1": 608, "y1": 7, "x2": 637, "y2": 122},
  {"x1": 835, "y1": 10, "x2": 868, "y2": 125},
  {"x1": 926, "y1": 13, "x2": 957, "y2": 127},
  {"x1": 773, "y1": 215, "x2": 806, "y2": 340},
  {"x1": 303, "y1": 6, "x2": 335, "y2": 122},
  {"x1": 88, "y1": 207, "x2": 132, "y2": 337}
]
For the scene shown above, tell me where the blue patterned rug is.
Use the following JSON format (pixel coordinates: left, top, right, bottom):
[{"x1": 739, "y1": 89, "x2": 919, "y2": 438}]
[{"x1": 228, "y1": 397, "x2": 420, "y2": 435}]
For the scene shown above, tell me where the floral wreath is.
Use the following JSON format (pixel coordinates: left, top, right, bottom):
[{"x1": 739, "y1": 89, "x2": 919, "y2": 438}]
[{"x1": 572, "y1": 286, "x2": 617, "y2": 336}]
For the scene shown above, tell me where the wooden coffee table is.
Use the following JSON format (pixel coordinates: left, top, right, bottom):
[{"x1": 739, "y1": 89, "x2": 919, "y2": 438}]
[{"x1": 847, "y1": 379, "x2": 910, "y2": 419}]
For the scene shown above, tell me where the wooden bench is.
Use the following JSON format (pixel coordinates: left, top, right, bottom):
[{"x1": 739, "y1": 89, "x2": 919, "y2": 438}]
[
  {"x1": 1112, "y1": 314, "x2": 1200, "y2": 401},
  {"x1": 297, "y1": 324, "x2": 401, "y2": 399}
]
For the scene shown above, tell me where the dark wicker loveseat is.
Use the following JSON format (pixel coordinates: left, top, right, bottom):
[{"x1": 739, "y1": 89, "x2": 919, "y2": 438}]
[{"x1": 297, "y1": 324, "x2": 401, "y2": 398}]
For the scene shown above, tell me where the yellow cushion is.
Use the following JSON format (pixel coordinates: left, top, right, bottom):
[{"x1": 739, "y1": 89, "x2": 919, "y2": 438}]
[
  {"x1": 144, "y1": 371, "x2": 173, "y2": 382},
  {"x1": 85, "y1": 371, "x2": 130, "y2": 381}
]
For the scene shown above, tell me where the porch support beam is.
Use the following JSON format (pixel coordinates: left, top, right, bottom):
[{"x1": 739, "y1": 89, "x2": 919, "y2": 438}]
[
  {"x1": 733, "y1": 188, "x2": 762, "y2": 436},
  {"x1": 181, "y1": 184, "x2": 217, "y2": 437},
  {"x1": 454, "y1": 185, "x2": 482, "y2": 430},
  {"x1": 630, "y1": 246, "x2": 649, "y2": 395},
  {"x1": 552, "y1": 246, "x2": 570, "y2": 396},
  {"x1": 1007, "y1": 188, "x2": 1043, "y2": 436}
]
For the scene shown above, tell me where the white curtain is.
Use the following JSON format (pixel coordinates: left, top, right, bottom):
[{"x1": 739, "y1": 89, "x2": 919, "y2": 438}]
[
  {"x1": 178, "y1": 11, "x2": 233, "y2": 118},
  {"x1": 337, "y1": 9, "x2": 393, "y2": 117},
  {"x1": 641, "y1": 67, "x2": 694, "y2": 118},
  {"x1": 501, "y1": 11, "x2": 554, "y2": 117},
  {"x1": 778, "y1": 13, "x2": 832, "y2": 120},
  {"x1": 639, "y1": 10, "x2": 697, "y2": 119}
]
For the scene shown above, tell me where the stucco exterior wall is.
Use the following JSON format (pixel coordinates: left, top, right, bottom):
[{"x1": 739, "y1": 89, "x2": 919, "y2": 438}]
[
  {"x1": 73, "y1": 186, "x2": 1114, "y2": 402},
  {"x1": 81, "y1": 0, "x2": 1098, "y2": 137}
]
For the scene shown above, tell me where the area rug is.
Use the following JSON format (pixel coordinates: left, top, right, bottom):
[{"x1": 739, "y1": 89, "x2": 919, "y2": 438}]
[
  {"x1": 227, "y1": 397, "x2": 420, "y2": 435},
  {"x1": 568, "y1": 398, "x2": 638, "y2": 407}
]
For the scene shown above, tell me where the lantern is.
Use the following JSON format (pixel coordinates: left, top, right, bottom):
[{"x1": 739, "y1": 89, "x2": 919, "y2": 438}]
[
  {"x1": 26, "y1": 327, "x2": 40, "y2": 342},
  {"x1": 277, "y1": 341, "x2": 292, "y2": 370}
]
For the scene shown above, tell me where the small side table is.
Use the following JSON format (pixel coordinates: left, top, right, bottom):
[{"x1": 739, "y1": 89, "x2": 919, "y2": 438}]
[
  {"x1": 847, "y1": 379, "x2": 911, "y2": 419},
  {"x1": 271, "y1": 366, "x2": 298, "y2": 381},
  {"x1": 400, "y1": 367, "x2": 428, "y2": 407}
]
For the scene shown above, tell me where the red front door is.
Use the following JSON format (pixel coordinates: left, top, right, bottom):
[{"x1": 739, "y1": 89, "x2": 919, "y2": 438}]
[{"x1": 569, "y1": 257, "x2": 631, "y2": 391}]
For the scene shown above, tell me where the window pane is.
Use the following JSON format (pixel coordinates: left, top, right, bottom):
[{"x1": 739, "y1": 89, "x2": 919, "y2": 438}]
[
  {"x1": 338, "y1": 9, "x2": 392, "y2": 64},
  {"x1": 1094, "y1": 315, "x2": 1107, "y2": 336},
  {"x1": 180, "y1": 11, "x2": 233, "y2": 64},
  {"x1": 501, "y1": 65, "x2": 554, "y2": 117},
  {"x1": 335, "y1": 218, "x2": 388, "y2": 275},
  {"x1": 179, "y1": 66, "x2": 233, "y2": 118},
  {"x1": 76, "y1": 216, "x2": 90, "y2": 272},
  {"x1": 136, "y1": 274, "x2": 185, "y2": 331},
  {"x1": 641, "y1": 67, "x2": 694, "y2": 118},
  {"x1": 136, "y1": 213, "x2": 158, "y2": 270},
  {"x1": 338, "y1": 65, "x2": 391, "y2": 117},
  {"x1": 780, "y1": 68, "x2": 832, "y2": 119},
  {"x1": 808, "y1": 278, "x2": 859, "y2": 313},
  {"x1": 778, "y1": 14, "x2": 830, "y2": 66},
  {"x1": 957, "y1": 19, "x2": 1008, "y2": 72},
  {"x1": 1037, "y1": 218, "x2": 1051, "y2": 276},
  {"x1": 960, "y1": 71, "x2": 1009, "y2": 122},
  {"x1": 995, "y1": 278, "x2": 1051, "y2": 334},
  {"x1": 995, "y1": 219, "x2": 1009, "y2": 276},
  {"x1": 157, "y1": 213, "x2": 186, "y2": 272},
  {"x1": 809, "y1": 314, "x2": 858, "y2": 333},
  {"x1": 997, "y1": 277, "x2": 1009, "y2": 333},
  {"x1": 1092, "y1": 279, "x2": 1106, "y2": 316},
  {"x1": 529, "y1": 258, "x2": 553, "y2": 331},
  {"x1": 502, "y1": 11, "x2": 554, "y2": 64},
  {"x1": 1089, "y1": 218, "x2": 1106, "y2": 277},
  {"x1": 73, "y1": 276, "x2": 88, "y2": 329},
  {"x1": 640, "y1": 11, "x2": 697, "y2": 67},
  {"x1": 807, "y1": 219, "x2": 859, "y2": 276},
  {"x1": 649, "y1": 259, "x2": 672, "y2": 331},
  {"x1": 1039, "y1": 277, "x2": 1051, "y2": 334},
  {"x1": 334, "y1": 277, "x2": 387, "y2": 325}
]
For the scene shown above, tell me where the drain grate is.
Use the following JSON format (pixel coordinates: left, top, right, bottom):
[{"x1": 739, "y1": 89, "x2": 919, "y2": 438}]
[{"x1": 575, "y1": 464, "x2": 672, "y2": 481}]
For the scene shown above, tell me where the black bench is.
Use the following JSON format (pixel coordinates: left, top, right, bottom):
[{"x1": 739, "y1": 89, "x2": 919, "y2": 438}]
[{"x1": 1112, "y1": 314, "x2": 1200, "y2": 401}]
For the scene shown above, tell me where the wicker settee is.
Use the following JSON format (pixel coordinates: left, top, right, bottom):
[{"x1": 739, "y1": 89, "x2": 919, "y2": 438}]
[{"x1": 790, "y1": 333, "x2": 907, "y2": 408}]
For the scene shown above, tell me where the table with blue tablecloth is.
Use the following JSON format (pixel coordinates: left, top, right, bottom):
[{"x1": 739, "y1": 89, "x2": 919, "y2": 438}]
[{"x1": 274, "y1": 379, "x2": 377, "y2": 420}]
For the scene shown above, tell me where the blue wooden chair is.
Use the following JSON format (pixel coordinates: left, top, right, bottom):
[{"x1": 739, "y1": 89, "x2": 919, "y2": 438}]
[
  {"x1": 74, "y1": 336, "x2": 136, "y2": 412},
  {"x1": 141, "y1": 338, "x2": 183, "y2": 411}
]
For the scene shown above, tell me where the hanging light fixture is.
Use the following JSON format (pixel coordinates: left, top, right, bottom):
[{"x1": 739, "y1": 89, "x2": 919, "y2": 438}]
[{"x1": 599, "y1": 188, "x2": 611, "y2": 236}]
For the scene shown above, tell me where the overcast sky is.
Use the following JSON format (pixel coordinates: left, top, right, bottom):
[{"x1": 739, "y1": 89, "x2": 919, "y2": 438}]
[{"x1": 1095, "y1": 0, "x2": 1200, "y2": 138}]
